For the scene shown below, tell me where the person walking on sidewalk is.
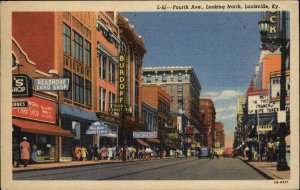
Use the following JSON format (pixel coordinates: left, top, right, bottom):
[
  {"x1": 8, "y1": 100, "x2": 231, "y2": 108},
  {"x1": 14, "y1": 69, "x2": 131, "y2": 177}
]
[
  {"x1": 13, "y1": 138, "x2": 20, "y2": 168},
  {"x1": 74, "y1": 145, "x2": 81, "y2": 161},
  {"x1": 101, "y1": 145, "x2": 107, "y2": 160},
  {"x1": 31, "y1": 143, "x2": 38, "y2": 163},
  {"x1": 107, "y1": 145, "x2": 113, "y2": 160},
  {"x1": 81, "y1": 146, "x2": 88, "y2": 161},
  {"x1": 92, "y1": 144, "x2": 99, "y2": 162},
  {"x1": 20, "y1": 137, "x2": 31, "y2": 167},
  {"x1": 267, "y1": 139, "x2": 275, "y2": 163},
  {"x1": 87, "y1": 145, "x2": 93, "y2": 161}
]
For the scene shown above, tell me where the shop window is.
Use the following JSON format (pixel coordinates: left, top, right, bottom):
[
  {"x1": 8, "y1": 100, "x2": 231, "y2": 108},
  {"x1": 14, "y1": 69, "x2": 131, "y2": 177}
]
[
  {"x1": 63, "y1": 23, "x2": 71, "y2": 55},
  {"x1": 73, "y1": 31, "x2": 83, "y2": 63},
  {"x1": 84, "y1": 40, "x2": 91, "y2": 68}
]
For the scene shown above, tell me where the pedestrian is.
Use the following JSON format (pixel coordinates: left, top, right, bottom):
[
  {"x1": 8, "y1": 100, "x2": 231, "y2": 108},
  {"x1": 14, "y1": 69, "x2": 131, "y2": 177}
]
[
  {"x1": 209, "y1": 148, "x2": 214, "y2": 159},
  {"x1": 81, "y1": 146, "x2": 88, "y2": 161},
  {"x1": 128, "y1": 146, "x2": 132, "y2": 160},
  {"x1": 112, "y1": 145, "x2": 116, "y2": 160},
  {"x1": 74, "y1": 145, "x2": 81, "y2": 161},
  {"x1": 20, "y1": 137, "x2": 31, "y2": 167},
  {"x1": 92, "y1": 144, "x2": 99, "y2": 162},
  {"x1": 274, "y1": 138, "x2": 279, "y2": 162},
  {"x1": 12, "y1": 138, "x2": 20, "y2": 168},
  {"x1": 244, "y1": 146, "x2": 249, "y2": 159},
  {"x1": 101, "y1": 145, "x2": 107, "y2": 160},
  {"x1": 31, "y1": 143, "x2": 38, "y2": 163},
  {"x1": 267, "y1": 139, "x2": 274, "y2": 163},
  {"x1": 87, "y1": 145, "x2": 93, "y2": 161},
  {"x1": 107, "y1": 145, "x2": 113, "y2": 160}
]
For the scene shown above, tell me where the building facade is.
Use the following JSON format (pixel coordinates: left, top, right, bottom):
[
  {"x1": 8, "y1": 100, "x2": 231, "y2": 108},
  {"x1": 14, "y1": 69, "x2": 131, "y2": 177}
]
[
  {"x1": 199, "y1": 98, "x2": 216, "y2": 147},
  {"x1": 12, "y1": 11, "x2": 146, "y2": 161},
  {"x1": 141, "y1": 66, "x2": 201, "y2": 137},
  {"x1": 214, "y1": 122, "x2": 224, "y2": 148}
]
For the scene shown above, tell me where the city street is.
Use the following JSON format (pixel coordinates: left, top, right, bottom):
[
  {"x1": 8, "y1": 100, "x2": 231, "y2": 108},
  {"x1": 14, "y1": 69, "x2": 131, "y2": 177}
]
[{"x1": 14, "y1": 157, "x2": 266, "y2": 180}]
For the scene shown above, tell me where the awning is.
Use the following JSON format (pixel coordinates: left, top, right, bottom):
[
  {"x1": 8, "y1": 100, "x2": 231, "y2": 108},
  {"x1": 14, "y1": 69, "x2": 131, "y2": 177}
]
[
  {"x1": 60, "y1": 103, "x2": 98, "y2": 121},
  {"x1": 13, "y1": 118, "x2": 73, "y2": 137},
  {"x1": 136, "y1": 139, "x2": 149, "y2": 147},
  {"x1": 165, "y1": 143, "x2": 176, "y2": 149},
  {"x1": 147, "y1": 138, "x2": 160, "y2": 143}
]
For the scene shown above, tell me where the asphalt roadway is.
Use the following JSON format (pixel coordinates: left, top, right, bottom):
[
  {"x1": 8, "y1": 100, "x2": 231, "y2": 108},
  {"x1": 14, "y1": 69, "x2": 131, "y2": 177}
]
[{"x1": 13, "y1": 157, "x2": 266, "y2": 180}]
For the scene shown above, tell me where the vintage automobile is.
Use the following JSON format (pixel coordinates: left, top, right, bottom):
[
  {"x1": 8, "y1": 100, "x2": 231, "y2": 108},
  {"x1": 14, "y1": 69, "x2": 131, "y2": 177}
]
[
  {"x1": 224, "y1": 148, "x2": 235, "y2": 157},
  {"x1": 213, "y1": 148, "x2": 225, "y2": 156},
  {"x1": 198, "y1": 147, "x2": 211, "y2": 158}
]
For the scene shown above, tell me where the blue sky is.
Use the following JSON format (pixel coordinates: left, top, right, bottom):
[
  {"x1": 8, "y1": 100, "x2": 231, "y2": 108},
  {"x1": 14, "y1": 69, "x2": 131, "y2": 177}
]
[{"x1": 123, "y1": 12, "x2": 262, "y2": 146}]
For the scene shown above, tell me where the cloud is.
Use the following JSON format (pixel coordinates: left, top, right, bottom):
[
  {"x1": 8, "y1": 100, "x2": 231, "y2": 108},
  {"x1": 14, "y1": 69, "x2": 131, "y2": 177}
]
[
  {"x1": 216, "y1": 105, "x2": 236, "y2": 113},
  {"x1": 208, "y1": 89, "x2": 242, "y2": 101},
  {"x1": 217, "y1": 113, "x2": 236, "y2": 120}
]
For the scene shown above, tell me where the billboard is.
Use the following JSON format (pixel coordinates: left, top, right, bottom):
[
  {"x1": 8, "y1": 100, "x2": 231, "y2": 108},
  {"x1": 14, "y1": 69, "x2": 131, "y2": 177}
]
[{"x1": 12, "y1": 96, "x2": 56, "y2": 123}]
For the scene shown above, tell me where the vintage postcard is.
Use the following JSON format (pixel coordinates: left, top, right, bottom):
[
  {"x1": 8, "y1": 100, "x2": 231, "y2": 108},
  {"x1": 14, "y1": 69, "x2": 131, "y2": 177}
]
[{"x1": 1, "y1": 1, "x2": 299, "y2": 190}]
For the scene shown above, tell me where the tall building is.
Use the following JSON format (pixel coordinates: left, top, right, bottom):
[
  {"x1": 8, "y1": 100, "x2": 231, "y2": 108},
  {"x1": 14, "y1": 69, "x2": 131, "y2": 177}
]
[
  {"x1": 142, "y1": 66, "x2": 201, "y2": 151},
  {"x1": 12, "y1": 11, "x2": 146, "y2": 161},
  {"x1": 214, "y1": 122, "x2": 224, "y2": 148},
  {"x1": 199, "y1": 98, "x2": 216, "y2": 147}
]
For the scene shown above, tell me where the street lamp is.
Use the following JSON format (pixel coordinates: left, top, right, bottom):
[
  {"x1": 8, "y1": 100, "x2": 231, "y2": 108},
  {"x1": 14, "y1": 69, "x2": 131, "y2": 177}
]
[{"x1": 258, "y1": 12, "x2": 289, "y2": 171}]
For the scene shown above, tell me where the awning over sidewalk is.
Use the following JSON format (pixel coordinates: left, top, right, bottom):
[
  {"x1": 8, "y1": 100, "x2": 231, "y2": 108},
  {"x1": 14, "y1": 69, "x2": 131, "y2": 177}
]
[
  {"x1": 136, "y1": 139, "x2": 149, "y2": 147},
  {"x1": 147, "y1": 138, "x2": 160, "y2": 143},
  {"x1": 13, "y1": 118, "x2": 73, "y2": 137}
]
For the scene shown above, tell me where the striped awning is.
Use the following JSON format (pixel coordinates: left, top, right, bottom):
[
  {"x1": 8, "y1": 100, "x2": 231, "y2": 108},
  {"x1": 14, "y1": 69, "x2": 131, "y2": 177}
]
[
  {"x1": 147, "y1": 138, "x2": 160, "y2": 143},
  {"x1": 136, "y1": 139, "x2": 149, "y2": 147}
]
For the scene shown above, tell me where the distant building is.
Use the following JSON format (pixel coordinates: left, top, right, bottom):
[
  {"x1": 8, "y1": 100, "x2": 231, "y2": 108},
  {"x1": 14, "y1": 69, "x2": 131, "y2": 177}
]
[
  {"x1": 214, "y1": 122, "x2": 224, "y2": 148},
  {"x1": 142, "y1": 66, "x2": 201, "y2": 133},
  {"x1": 199, "y1": 98, "x2": 216, "y2": 147}
]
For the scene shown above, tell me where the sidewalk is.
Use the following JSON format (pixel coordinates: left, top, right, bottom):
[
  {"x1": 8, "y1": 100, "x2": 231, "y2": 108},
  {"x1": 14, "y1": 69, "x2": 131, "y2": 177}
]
[
  {"x1": 240, "y1": 157, "x2": 290, "y2": 179},
  {"x1": 13, "y1": 157, "x2": 169, "y2": 173}
]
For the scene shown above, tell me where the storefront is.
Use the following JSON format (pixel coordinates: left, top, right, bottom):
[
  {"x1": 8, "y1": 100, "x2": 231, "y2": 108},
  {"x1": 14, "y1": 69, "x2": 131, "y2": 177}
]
[
  {"x1": 96, "y1": 112, "x2": 119, "y2": 147},
  {"x1": 60, "y1": 103, "x2": 98, "y2": 161},
  {"x1": 12, "y1": 96, "x2": 72, "y2": 163}
]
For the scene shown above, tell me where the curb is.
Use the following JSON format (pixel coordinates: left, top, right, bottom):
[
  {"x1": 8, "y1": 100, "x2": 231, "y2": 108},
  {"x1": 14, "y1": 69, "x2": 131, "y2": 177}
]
[
  {"x1": 239, "y1": 157, "x2": 273, "y2": 180},
  {"x1": 13, "y1": 160, "x2": 123, "y2": 173},
  {"x1": 13, "y1": 157, "x2": 176, "y2": 173}
]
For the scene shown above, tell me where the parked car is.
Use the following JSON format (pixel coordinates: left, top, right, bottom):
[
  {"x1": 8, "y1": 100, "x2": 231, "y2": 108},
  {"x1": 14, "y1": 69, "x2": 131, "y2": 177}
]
[
  {"x1": 224, "y1": 148, "x2": 235, "y2": 157},
  {"x1": 213, "y1": 148, "x2": 225, "y2": 156},
  {"x1": 198, "y1": 147, "x2": 211, "y2": 158}
]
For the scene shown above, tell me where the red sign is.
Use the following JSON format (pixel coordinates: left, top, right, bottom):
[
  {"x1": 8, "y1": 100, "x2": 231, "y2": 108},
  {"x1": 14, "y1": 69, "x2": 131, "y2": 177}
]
[
  {"x1": 12, "y1": 96, "x2": 56, "y2": 123},
  {"x1": 185, "y1": 126, "x2": 195, "y2": 134}
]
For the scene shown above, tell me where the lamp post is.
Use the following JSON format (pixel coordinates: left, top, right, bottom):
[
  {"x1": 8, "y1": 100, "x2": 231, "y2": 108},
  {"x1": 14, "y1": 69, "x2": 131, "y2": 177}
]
[{"x1": 258, "y1": 12, "x2": 289, "y2": 171}]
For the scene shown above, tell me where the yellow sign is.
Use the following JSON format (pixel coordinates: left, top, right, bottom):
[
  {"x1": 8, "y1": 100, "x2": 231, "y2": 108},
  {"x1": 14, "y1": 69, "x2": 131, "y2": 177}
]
[
  {"x1": 257, "y1": 125, "x2": 273, "y2": 132},
  {"x1": 118, "y1": 54, "x2": 126, "y2": 107}
]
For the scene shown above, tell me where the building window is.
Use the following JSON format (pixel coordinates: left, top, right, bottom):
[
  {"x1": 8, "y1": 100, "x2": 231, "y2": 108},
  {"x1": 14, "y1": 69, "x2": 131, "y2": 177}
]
[
  {"x1": 171, "y1": 96, "x2": 174, "y2": 101},
  {"x1": 73, "y1": 74, "x2": 84, "y2": 104},
  {"x1": 99, "y1": 54, "x2": 107, "y2": 79},
  {"x1": 178, "y1": 84, "x2": 183, "y2": 92},
  {"x1": 63, "y1": 24, "x2": 71, "y2": 55},
  {"x1": 134, "y1": 105, "x2": 139, "y2": 121},
  {"x1": 109, "y1": 92, "x2": 115, "y2": 109},
  {"x1": 74, "y1": 32, "x2": 83, "y2": 62},
  {"x1": 109, "y1": 61, "x2": 115, "y2": 84},
  {"x1": 146, "y1": 74, "x2": 151, "y2": 83},
  {"x1": 63, "y1": 69, "x2": 72, "y2": 100},
  {"x1": 148, "y1": 113, "x2": 153, "y2": 131},
  {"x1": 153, "y1": 116, "x2": 157, "y2": 131},
  {"x1": 135, "y1": 81, "x2": 139, "y2": 99},
  {"x1": 135, "y1": 55, "x2": 139, "y2": 79},
  {"x1": 85, "y1": 40, "x2": 91, "y2": 68},
  {"x1": 99, "y1": 87, "x2": 106, "y2": 111},
  {"x1": 162, "y1": 73, "x2": 167, "y2": 82},
  {"x1": 85, "y1": 80, "x2": 91, "y2": 106},
  {"x1": 142, "y1": 111, "x2": 147, "y2": 130},
  {"x1": 158, "y1": 100, "x2": 163, "y2": 112},
  {"x1": 178, "y1": 73, "x2": 182, "y2": 82}
]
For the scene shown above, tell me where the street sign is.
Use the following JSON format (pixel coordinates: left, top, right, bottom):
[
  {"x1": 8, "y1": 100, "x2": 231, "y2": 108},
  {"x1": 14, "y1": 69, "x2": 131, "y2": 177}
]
[
  {"x1": 86, "y1": 121, "x2": 111, "y2": 135},
  {"x1": 34, "y1": 78, "x2": 70, "y2": 91},
  {"x1": 257, "y1": 125, "x2": 273, "y2": 132},
  {"x1": 12, "y1": 74, "x2": 33, "y2": 97},
  {"x1": 110, "y1": 103, "x2": 130, "y2": 113},
  {"x1": 133, "y1": 131, "x2": 158, "y2": 138},
  {"x1": 12, "y1": 100, "x2": 28, "y2": 108}
]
